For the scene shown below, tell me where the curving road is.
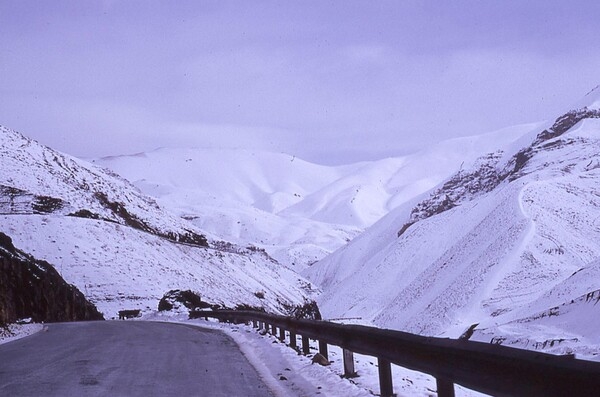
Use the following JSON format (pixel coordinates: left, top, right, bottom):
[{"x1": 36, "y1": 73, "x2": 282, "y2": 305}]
[{"x1": 0, "y1": 321, "x2": 275, "y2": 396}]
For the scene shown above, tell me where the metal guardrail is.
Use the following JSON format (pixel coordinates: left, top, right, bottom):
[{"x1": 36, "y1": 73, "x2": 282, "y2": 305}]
[{"x1": 190, "y1": 310, "x2": 600, "y2": 397}]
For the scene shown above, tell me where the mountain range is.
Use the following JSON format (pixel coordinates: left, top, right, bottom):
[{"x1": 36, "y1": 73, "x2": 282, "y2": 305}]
[
  {"x1": 95, "y1": 122, "x2": 538, "y2": 269},
  {"x1": 0, "y1": 125, "x2": 316, "y2": 318},
  {"x1": 1, "y1": 87, "x2": 599, "y2": 360}
]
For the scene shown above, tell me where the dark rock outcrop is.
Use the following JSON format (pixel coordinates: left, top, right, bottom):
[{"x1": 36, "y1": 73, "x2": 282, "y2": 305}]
[
  {"x1": 398, "y1": 152, "x2": 503, "y2": 237},
  {"x1": 0, "y1": 232, "x2": 104, "y2": 324},
  {"x1": 281, "y1": 300, "x2": 322, "y2": 320},
  {"x1": 0, "y1": 185, "x2": 66, "y2": 215},
  {"x1": 0, "y1": 184, "x2": 208, "y2": 248},
  {"x1": 94, "y1": 192, "x2": 208, "y2": 247},
  {"x1": 502, "y1": 107, "x2": 600, "y2": 180},
  {"x1": 158, "y1": 289, "x2": 211, "y2": 311}
]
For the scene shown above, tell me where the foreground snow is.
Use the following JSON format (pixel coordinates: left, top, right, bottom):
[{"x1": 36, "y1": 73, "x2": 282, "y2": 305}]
[{"x1": 0, "y1": 323, "x2": 44, "y2": 345}]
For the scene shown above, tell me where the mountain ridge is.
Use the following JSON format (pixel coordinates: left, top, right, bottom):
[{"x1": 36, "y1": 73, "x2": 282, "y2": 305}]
[
  {"x1": 304, "y1": 101, "x2": 600, "y2": 359},
  {"x1": 0, "y1": 126, "x2": 317, "y2": 317},
  {"x1": 96, "y1": 123, "x2": 537, "y2": 268}
]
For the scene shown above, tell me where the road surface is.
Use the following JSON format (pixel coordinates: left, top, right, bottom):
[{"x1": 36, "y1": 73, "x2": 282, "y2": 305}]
[{"x1": 0, "y1": 321, "x2": 275, "y2": 396}]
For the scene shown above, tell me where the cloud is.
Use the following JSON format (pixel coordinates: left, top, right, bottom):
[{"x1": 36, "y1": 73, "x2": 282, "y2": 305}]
[{"x1": 1, "y1": 1, "x2": 600, "y2": 165}]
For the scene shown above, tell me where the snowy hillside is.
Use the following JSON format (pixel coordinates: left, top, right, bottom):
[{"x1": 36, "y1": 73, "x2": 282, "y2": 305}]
[
  {"x1": 305, "y1": 91, "x2": 600, "y2": 359},
  {"x1": 0, "y1": 126, "x2": 317, "y2": 317},
  {"x1": 96, "y1": 123, "x2": 535, "y2": 268}
]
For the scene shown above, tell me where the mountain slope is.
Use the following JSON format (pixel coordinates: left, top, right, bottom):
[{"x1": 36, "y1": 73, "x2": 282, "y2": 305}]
[
  {"x1": 0, "y1": 126, "x2": 316, "y2": 317},
  {"x1": 472, "y1": 259, "x2": 600, "y2": 359},
  {"x1": 304, "y1": 94, "x2": 600, "y2": 357},
  {"x1": 96, "y1": 123, "x2": 535, "y2": 268}
]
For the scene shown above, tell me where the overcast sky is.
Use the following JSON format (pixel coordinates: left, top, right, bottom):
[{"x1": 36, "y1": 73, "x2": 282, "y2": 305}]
[{"x1": 1, "y1": 1, "x2": 599, "y2": 164}]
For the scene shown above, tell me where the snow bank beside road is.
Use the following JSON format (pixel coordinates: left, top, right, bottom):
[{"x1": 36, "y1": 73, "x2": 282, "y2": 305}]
[
  {"x1": 0, "y1": 323, "x2": 44, "y2": 345},
  {"x1": 179, "y1": 317, "x2": 486, "y2": 397}
]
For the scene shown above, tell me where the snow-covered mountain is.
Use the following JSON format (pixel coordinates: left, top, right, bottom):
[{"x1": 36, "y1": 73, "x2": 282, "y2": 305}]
[
  {"x1": 95, "y1": 123, "x2": 536, "y2": 268},
  {"x1": 304, "y1": 89, "x2": 600, "y2": 359},
  {"x1": 5, "y1": 83, "x2": 597, "y2": 362},
  {"x1": 0, "y1": 126, "x2": 317, "y2": 317}
]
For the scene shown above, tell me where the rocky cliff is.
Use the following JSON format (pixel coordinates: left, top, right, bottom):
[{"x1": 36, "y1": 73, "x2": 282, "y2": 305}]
[{"x1": 0, "y1": 232, "x2": 103, "y2": 324}]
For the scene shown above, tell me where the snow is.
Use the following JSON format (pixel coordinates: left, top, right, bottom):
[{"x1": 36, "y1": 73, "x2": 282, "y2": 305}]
[
  {"x1": 0, "y1": 125, "x2": 318, "y2": 316},
  {"x1": 0, "y1": 126, "x2": 195, "y2": 237},
  {"x1": 304, "y1": 107, "x2": 600, "y2": 357},
  {"x1": 0, "y1": 214, "x2": 316, "y2": 318},
  {"x1": 0, "y1": 323, "x2": 44, "y2": 345},
  {"x1": 96, "y1": 123, "x2": 534, "y2": 268},
  {"x1": 151, "y1": 314, "x2": 487, "y2": 397},
  {"x1": 564, "y1": 117, "x2": 600, "y2": 139},
  {"x1": 2, "y1": 89, "x2": 600, "y2": 394}
]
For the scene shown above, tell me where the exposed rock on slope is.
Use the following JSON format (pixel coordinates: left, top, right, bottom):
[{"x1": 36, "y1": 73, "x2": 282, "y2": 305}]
[
  {"x1": 398, "y1": 107, "x2": 600, "y2": 238},
  {"x1": 0, "y1": 232, "x2": 103, "y2": 324},
  {"x1": 158, "y1": 289, "x2": 211, "y2": 312}
]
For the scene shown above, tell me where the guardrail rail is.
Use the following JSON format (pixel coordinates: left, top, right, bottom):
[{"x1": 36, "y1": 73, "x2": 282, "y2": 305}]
[{"x1": 189, "y1": 310, "x2": 600, "y2": 397}]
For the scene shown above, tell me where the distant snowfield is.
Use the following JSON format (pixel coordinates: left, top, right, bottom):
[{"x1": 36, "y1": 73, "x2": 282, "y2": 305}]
[{"x1": 96, "y1": 122, "x2": 539, "y2": 268}]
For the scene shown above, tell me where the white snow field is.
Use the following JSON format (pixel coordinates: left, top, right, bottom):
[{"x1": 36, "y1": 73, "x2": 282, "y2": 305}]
[
  {"x1": 0, "y1": 125, "x2": 317, "y2": 317},
  {"x1": 96, "y1": 122, "x2": 537, "y2": 269},
  {"x1": 305, "y1": 95, "x2": 600, "y2": 360}
]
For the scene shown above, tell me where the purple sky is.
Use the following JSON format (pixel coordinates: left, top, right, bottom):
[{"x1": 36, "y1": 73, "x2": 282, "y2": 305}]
[{"x1": 1, "y1": 1, "x2": 599, "y2": 164}]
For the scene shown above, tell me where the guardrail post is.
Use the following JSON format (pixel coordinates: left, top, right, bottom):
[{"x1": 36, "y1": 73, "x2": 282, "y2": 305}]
[
  {"x1": 319, "y1": 340, "x2": 328, "y2": 360},
  {"x1": 302, "y1": 335, "x2": 310, "y2": 355},
  {"x1": 343, "y1": 349, "x2": 356, "y2": 377},
  {"x1": 279, "y1": 327, "x2": 286, "y2": 342},
  {"x1": 378, "y1": 358, "x2": 393, "y2": 397},
  {"x1": 436, "y1": 378, "x2": 455, "y2": 397},
  {"x1": 289, "y1": 332, "x2": 297, "y2": 350},
  {"x1": 252, "y1": 319, "x2": 258, "y2": 328}
]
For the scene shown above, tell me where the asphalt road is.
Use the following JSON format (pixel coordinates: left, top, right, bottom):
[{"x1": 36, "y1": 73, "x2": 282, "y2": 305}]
[{"x1": 0, "y1": 321, "x2": 275, "y2": 396}]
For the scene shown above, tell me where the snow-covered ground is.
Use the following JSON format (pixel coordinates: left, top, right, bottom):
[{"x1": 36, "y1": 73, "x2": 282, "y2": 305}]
[
  {"x1": 3, "y1": 87, "x2": 600, "y2": 395},
  {"x1": 304, "y1": 97, "x2": 600, "y2": 359},
  {"x1": 145, "y1": 312, "x2": 487, "y2": 397},
  {"x1": 0, "y1": 323, "x2": 44, "y2": 345},
  {"x1": 0, "y1": 125, "x2": 318, "y2": 317},
  {"x1": 0, "y1": 214, "x2": 316, "y2": 318},
  {"x1": 96, "y1": 123, "x2": 537, "y2": 268}
]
